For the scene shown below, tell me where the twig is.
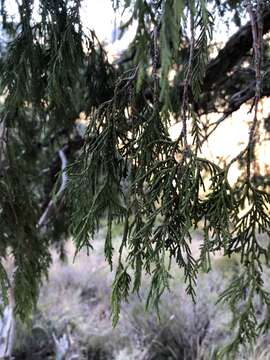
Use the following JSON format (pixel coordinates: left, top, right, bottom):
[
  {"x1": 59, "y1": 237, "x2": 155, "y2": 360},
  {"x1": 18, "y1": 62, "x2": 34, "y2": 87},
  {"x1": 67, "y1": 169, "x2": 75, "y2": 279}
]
[
  {"x1": 246, "y1": 0, "x2": 263, "y2": 181},
  {"x1": 204, "y1": 112, "x2": 232, "y2": 142},
  {"x1": 215, "y1": 1, "x2": 265, "y2": 176},
  {"x1": 179, "y1": 6, "x2": 195, "y2": 149},
  {"x1": 152, "y1": 25, "x2": 159, "y2": 108}
]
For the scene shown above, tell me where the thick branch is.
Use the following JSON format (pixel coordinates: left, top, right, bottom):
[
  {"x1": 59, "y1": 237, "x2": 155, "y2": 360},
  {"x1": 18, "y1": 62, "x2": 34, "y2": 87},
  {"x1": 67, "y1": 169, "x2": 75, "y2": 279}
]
[
  {"x1": 203, "y1": 8, "x2": 270, "y2": 91},
  {"x1": 38, "y1": 149, "x2": 68, "y2": 227},
  {"x1": 227, "y1": 74, "x2": 270, "y2": 112},
  {"x1": 39, "y1": 135, "x2": 84, "y2": 226},
  {"x1": 204, "y1": 74, "x2": 270, "y2": 142}
]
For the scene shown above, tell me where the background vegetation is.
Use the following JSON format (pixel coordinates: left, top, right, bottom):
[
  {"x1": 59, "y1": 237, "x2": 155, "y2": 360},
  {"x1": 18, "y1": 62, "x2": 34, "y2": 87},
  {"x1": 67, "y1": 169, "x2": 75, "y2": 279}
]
[{"x1": 11, "y1": 230, "x2": 270, "y2": 359}]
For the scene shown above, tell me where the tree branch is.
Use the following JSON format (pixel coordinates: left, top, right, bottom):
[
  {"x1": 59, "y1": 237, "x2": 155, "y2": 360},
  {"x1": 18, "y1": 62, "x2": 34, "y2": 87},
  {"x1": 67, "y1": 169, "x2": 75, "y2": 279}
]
[
  {"x1": 38, "y1": 148, "x2": 68, "y2": 227},
  {"x1": 203, "y1": 7, "x2": 270, "y2": 91}
]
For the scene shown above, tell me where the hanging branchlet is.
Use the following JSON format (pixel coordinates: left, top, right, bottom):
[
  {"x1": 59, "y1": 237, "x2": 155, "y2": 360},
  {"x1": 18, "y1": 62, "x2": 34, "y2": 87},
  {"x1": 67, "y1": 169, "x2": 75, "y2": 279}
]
[
  {"x1": 152, "y1": 25, "x2": 159, "y2": 110},
  {"x1": 190, "y1": 0, "x2": 213, "y2": 99},
  {"x1": 159, "y1": 0, "x2": 184, "y2": 110},
  {"x1": 246, "y1": 0, "x2": 264, "y2": 181},
  {"x1": 179, "y1": 0, "x2": 195, "y2": 149},
  {"x1": 215, "y1": 2, "x2": 270, "y2": 347}
]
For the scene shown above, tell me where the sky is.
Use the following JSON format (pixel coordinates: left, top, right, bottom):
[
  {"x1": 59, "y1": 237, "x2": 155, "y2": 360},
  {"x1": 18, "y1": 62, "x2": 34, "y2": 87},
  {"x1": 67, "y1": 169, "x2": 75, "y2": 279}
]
[
  {"x1": 3, "y1": 0, "x2": 250, "y2": 68},
  {"x1": 4, "y1": 0, "x2": 240, "y2": 54},
  {"x1": 3, "y1": 0, "x2": 136, "y2": 55},
  {"x1": 5, "y1": 0, "x2": 120, "y2": 40},
  {"x1": 80, "y1": 0, "x2": 136, "y2": 54},
  {"x1": 80, "y1": 0, "x2": 238, "y2": 49},
  {"x1": 81, "y1": 0, "x2": 122, "y2": 42}
]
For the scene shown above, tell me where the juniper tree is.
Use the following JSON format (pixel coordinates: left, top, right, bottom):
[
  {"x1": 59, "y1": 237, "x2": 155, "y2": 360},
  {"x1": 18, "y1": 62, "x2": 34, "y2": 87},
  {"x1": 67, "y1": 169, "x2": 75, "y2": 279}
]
[{"x1": 1, "y1": 0, "x2": 270, "y2": 356}]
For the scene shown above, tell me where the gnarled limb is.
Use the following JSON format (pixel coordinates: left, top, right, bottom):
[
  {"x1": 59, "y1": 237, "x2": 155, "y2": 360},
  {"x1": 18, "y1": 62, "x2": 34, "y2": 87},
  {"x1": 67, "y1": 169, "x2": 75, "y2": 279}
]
[{"x1": 203, "y1": 7, "x2": 270, "y2": 91}]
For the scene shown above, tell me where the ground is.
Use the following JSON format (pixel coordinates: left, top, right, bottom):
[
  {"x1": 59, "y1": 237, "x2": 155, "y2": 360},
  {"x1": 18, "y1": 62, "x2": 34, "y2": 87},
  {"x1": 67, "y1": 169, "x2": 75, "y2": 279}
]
[{"x1": 11, "y1": 230, "x2": 270, "y2": 359}]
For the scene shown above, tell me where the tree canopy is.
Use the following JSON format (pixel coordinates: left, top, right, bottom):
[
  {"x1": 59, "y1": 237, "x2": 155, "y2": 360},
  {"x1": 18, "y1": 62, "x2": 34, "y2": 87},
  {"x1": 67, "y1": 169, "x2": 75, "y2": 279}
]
[{"x1": 1, "y1": 0, "x2": 270, "y2": 356}]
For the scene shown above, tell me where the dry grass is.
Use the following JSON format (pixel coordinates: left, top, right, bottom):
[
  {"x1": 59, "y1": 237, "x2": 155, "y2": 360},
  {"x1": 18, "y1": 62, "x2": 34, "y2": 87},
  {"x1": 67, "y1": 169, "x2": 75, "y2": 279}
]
[{"x1": 11, "y1": 233, "x2": 270, "y2": 359}]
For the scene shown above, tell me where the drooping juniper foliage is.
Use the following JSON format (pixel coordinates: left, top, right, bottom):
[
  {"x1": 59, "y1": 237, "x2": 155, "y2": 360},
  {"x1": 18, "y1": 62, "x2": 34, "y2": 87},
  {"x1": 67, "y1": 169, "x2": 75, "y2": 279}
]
[{"x1": 1, "y1": 0, "x2": 270, "y2": 356}]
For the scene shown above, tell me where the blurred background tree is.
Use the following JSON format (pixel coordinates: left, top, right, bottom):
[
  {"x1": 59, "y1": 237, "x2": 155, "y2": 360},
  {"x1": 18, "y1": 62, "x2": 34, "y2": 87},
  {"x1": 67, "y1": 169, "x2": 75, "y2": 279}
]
[{"x1": 1, "y1": 0, "x2": 270, "y2": 356}]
